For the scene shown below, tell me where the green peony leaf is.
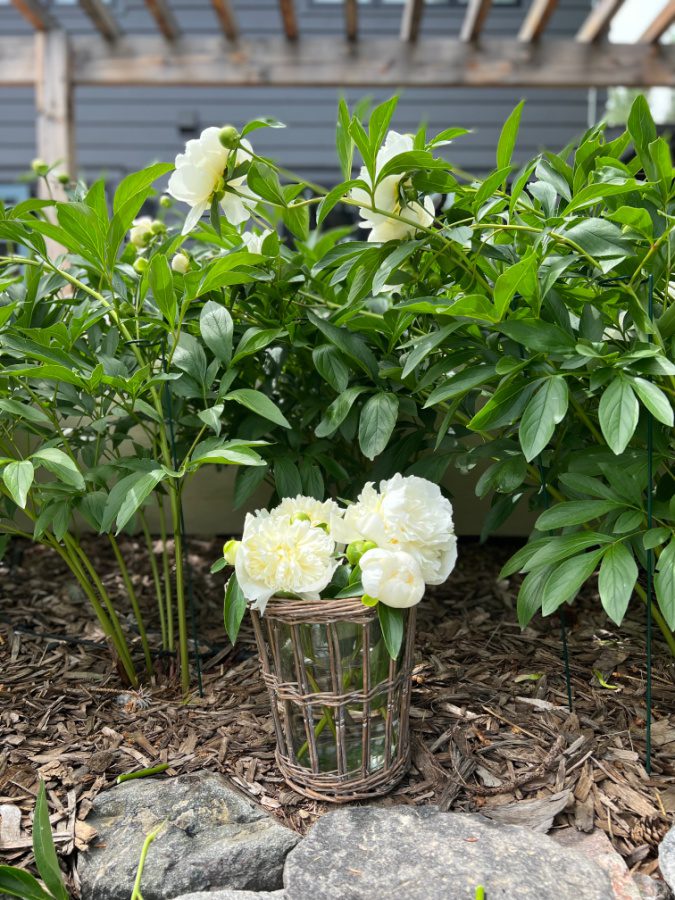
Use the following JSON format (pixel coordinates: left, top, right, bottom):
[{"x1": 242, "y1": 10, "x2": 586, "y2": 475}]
[
  {"x1": 598, "y1": 543, "x2": 638, "y2": 625},
  {"x1": 599, "y1": 377, "x2": 639, "y2": 455}
]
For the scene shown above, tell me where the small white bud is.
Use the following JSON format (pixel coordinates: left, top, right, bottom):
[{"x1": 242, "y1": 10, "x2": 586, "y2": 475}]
[
  {"x1": 171, "y1": 252, "x2": 190, "y2": 274},
  {"x1": 129, "y1": 217, "x2": 154, "y2": 248}
]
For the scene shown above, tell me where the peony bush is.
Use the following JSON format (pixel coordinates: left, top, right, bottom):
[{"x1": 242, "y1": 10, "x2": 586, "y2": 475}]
[{"x1": 0, "y1": 92, "x2": 673, "y2": 695}]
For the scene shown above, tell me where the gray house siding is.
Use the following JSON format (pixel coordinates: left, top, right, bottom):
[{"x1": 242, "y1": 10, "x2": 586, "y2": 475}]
[{"x1": 0, "y1": 0, "x2": 593, "y2": 188}]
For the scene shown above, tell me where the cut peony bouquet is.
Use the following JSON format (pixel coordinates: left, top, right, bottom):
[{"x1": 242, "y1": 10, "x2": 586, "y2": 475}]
[{"x1": 222, "y1": 474, "x2": 457, "y2": 659}]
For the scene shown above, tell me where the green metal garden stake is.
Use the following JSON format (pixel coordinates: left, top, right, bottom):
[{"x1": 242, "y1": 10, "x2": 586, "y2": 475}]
[
  {"x1": 538, "y1": 460, "x2": 572, "y2": 710},
  {"x1": 645, "y1": 274, "x2": 654, "y2": 774},
  {"x1": 162, "y1": 342, "x2": 204, "y2": 697}
]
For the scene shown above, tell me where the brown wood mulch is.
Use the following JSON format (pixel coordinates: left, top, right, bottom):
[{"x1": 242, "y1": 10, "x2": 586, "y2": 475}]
[{"x1": 1, "y1": 535, "x2": 674, "y2": 894}]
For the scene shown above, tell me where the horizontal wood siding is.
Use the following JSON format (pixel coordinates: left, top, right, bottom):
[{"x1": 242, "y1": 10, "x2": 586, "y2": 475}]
[
  {"x1": 71, "y1": 85, "x2": 592, "y2": 182},
  {"x1": 0, "y1": 1, "x2": 593, "y2": 184}
]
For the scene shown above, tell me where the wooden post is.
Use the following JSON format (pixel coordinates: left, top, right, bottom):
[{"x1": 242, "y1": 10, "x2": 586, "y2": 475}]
[
  {"x1": 143, "y1": 0, "x2": 180, "y2": 42},
  {"x1": 518, "y1": 0, "x2": 558, "y2": 42},
  {"x1": 345, "y1": 0, "x2": 358, "y2": 43},
  {"x1": 400, "y1": 0, "x2": 425, "y2": 42},
  {"x1": 11, "y1": 0, "x2": 56, "y2": 31},
  {"x1": 460, "y1": 0, "x2": 493, "y2": 42},
  {"x1": 210, "y1": 0, "x2": 238, "y2": 41},
  {"x1": 576, "y1": 0, "x2": 625, "y2": 43},
  {"x1": 35, "y1": 30, "x2": 75, "y2": 206},
  {"x1": 279, "y1": 0, "x2": 298, "y2": 41},
  {"x1": 639, "y1": 0, "x2": 675, "y2": 43},
  {"x1": 79, "y1": 0, "x2": 122, "y2": 42}
]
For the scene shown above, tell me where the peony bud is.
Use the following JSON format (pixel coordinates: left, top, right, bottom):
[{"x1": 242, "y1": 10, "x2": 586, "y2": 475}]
[
  {"x1": 219, "y1": 125, "x2": 240, "y2": 150},
  {"x1": 346, "y1": 540, "x2": 377, "y2": 568},
  {"x1": 171, "y1": 252, "x2": 189, "y2": 274},
  {"x1": 31, "y1": 158, "x2": 49, "y2": 177},
  {"x1": 360, "y1": 548, "x2": 425, "y2": 609},
  {"x1": 159, "y1": 194, "x2": 173, "y2": 208},
  {"x1": 129, "y1": 217, "x2": 154, "y2": 248},
  {"x1": 223, "y1": 540, "x2": 240, "y2": 566},
  {"x1": 133, "y1": 257, "x2": 149, "y2": 274},
  {"x1": 150, "y1": 220, "x2": 165, "y2": 235},
  {"x1": 57, "y1": 173, "x2": 70, "y2": 186}
]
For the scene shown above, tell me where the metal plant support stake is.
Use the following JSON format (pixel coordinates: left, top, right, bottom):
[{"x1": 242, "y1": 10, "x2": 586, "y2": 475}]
[
  {"x1": 162, "y1": 342, "x2": 204, "y2": 697},
  {"x1": 538, "y1": 459, "x2": 573, "y2": 710},
  {"x1": 645, "y1": 273, "x2": 655, "y2": 774}
]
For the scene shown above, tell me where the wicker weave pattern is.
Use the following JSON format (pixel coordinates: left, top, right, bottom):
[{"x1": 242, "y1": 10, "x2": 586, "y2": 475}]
[{"x1": 251, "y1": 596, "x2": 416, "y2": 802}]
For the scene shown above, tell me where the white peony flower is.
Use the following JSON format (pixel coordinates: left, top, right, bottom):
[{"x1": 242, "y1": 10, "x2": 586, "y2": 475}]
[
  {"x1": 332, "y1": 474, "x2": 457, "y2": 586},
  {"x1": 377, "y1": 473, "x2": 457, "y2": 585},
  {"x1": 235, "y1": 510, "x2": 338, "y2": 614},
  {"x1": 129, "y1": 216, "x2": 155, "y2": 248},
  {"x1": 330, "y1": 482, "x2": 383, "y2": 546},
  {"x1": 241, "y1": 228, "x2": 272, "y2": 255},
  {"x1": 360, "y1": 548, "x2": 425, "y2": 608},
  {"x1": 167, "y1": 127, "x2": 255, "y2": 236},
  {"x1": 350, "y1": 131, "x2": 435, "y2": 243},
  {"x1": 272, "y1": 495, "x2": 340, "y2": 529},
  {"x1": 171, "y1": 251, "x2": 190, "y2": 274}
]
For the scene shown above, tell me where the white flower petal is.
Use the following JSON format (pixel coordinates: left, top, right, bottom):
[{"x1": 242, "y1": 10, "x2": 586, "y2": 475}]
[
  {"x1": 221, "y1": 191, "x2": 252, "y2": 226},
  {"x1": 181, "y1": 201, "x2": 208, "y2": 235}
]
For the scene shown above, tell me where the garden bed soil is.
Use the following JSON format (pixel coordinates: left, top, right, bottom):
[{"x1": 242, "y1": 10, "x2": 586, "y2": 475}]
[{"x1": 1, "y1": 536, "x2": 674, "y2": 891}]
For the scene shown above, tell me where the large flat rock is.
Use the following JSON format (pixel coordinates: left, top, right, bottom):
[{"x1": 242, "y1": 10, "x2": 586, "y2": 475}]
[
  {"x1": 552, "y1": 828, "x2": 643, "y2": 900},
  {"x1": 283, "y1": 806, "x2": 615, "y2": 900},
  {"x1": 659, "y1": 825, "x2": 675, "y2": 896},
  {"x1": 77, "y1": 773, "x2": 299, "y2": 900}
]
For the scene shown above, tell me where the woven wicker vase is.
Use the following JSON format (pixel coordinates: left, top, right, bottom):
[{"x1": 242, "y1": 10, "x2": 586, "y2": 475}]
[{"x1": 251, "y1": 596, "x2": 416, "y2": 802}]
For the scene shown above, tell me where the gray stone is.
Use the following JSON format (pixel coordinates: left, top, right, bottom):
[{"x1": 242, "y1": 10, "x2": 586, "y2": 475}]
[
  {"x1": 660, "y1": 826, "x2": 675, "y2": 896},
  {"x1": 77, "y1": 773, "x2": 299, "y2": 900},
  {"x1": 283, "y1": 806, "x2": 615, "y2": 900},
  {"x1": 170, "y1": 893, "x2": 285, "y2": 900},
  {"x1": 633, "y1": 874, "x2": 673, "y2": 900},
  {"x1": 551, "y1": 827, "x2": 641, "y2": 899}
]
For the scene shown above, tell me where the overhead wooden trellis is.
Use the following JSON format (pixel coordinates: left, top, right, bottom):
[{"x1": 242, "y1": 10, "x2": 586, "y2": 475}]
[{"x1": 1, "y1": 0, "x2": 675, "y2": 190}]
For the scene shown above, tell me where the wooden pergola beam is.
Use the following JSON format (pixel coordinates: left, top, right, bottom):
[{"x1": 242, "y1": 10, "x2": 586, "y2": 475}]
[
  {"x1": 460, "y1": 0, "x2": 493, "y2": 42},
  {"x1": 78, "y1": 0, "x2": 121, "y2": 42},
  {"x1": 143, "y1": 0, "x2": 180, "y2": 42},
  {"x1": 345, "y1": 0, "x2": 358, "y2": 43},
  {"x1": 2, "y1": 35, "x2": 675, "y2": 89},
  {"x1": 0, "y1": 35, "x2": 659, "y2": 89},
  {"x1": 576, "y1": 0, "x2": 624, "y2": 43},
  {"x1": 638, "y1": 0, "x2": 675, "y2": 43},
  {"x1": 400, "y1": 0, "x2": 425, "y2": 43},
  {"x1": 210, "y1": 0, "x2": 238, "y2": 42},
  {"x1": 10, "y1": 0, "x2": 56, "y2": 31},
  {"x1": 518, "y1": 0, "x2": 558, "y2": 42},
  {"x1": 279, "y1": 0, "x2": 298, "y2": 41}
]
